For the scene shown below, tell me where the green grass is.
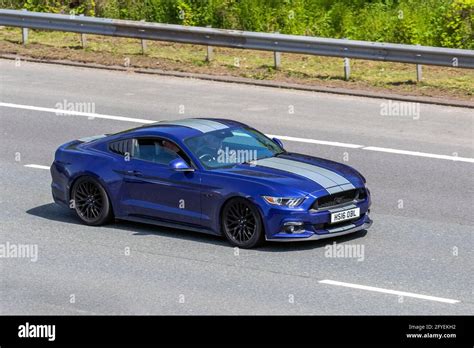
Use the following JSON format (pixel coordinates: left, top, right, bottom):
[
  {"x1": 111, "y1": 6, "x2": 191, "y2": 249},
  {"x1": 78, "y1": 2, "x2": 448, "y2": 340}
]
[
  {"x1": 2, "y1": 0, "x2": 472, "y2": 49},
  {"x1": 1, "y1": 27, "x2": 472, "y2": 100}
]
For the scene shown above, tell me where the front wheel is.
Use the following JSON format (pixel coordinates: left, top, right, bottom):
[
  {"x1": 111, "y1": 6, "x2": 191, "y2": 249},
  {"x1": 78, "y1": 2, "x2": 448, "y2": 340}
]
[
  {"x1": 222, "y1": 198, "x2": 264, "y2": 248},
  {"x1": 71, "y1": 176, "x2": 112, "y2": 226}
]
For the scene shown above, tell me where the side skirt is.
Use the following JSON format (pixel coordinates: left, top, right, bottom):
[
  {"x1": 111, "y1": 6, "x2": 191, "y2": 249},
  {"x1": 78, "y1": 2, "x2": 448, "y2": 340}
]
[{"x1": 118, "y1": 214, "x2": 222, "y2": 237}]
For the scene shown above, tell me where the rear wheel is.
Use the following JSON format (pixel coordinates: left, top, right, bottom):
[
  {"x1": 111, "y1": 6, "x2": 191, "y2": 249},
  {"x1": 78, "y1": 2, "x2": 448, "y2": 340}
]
[
  {"x1": 222, "y1": 198, "x2": 264, "y2": 248},
  {"x1": 71, "y1": 176, "x2": 112, "y2": 226}
]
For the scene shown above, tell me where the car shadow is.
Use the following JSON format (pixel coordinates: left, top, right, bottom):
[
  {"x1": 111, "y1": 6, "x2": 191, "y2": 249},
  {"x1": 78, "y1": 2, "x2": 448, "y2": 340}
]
[
  {"x1": 27, "y1": 203, "x2": 368, "y2": 251},
  {"x1": 26, "y1": 203, "x2": 228, "y2": 247},
  {"x1": 27, "y1": 202, "x2": 84, "y2": 225}
]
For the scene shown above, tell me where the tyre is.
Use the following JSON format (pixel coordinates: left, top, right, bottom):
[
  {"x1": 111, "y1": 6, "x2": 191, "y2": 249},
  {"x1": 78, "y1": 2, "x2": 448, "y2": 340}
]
[
  {"x1": 222, "y1": 197, "x2": 264, "y2": 248},
  {"x1": 71, "y1": 176, "x2": 112, "y2": 226}
]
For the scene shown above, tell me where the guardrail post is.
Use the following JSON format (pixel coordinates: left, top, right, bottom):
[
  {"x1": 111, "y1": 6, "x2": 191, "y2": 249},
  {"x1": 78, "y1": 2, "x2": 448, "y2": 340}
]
[
  {"x1": 344, "y1": 57, "x2": 351, "y2": 81},
  {"x1": 206, "y1": 25, "x2": 214, "y2": 62},
  {"x1": 21, "y1": 9, "x2": 28, "y2": 45},
  {"x1": 79, "y1": 14, "x2": 87, "y2": 48},
  {"x1": 416, "y1": 64, "x2": 422, "y2": 82},
  {"x1": 415, "y1": 44, "x2": 422, "y2": 82},
  {"x1": 140, "y1": 20, "x2": 147, "y2": 55},
  {"x1": 80, "y1": 32, "x2": 87, "y2": 48},
  {"x1": 274, "y1": 31, "x2": 281, "y2": 70}
]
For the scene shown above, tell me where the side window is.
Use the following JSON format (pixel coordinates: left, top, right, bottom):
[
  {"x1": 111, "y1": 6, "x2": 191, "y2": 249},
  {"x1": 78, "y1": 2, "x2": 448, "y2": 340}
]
[
  {"x1": 109, "y1": 139, "x2": 131, "y2": 157},
  {"x1": 132, "y1": 138, "x2": 189, "y2": 166}
]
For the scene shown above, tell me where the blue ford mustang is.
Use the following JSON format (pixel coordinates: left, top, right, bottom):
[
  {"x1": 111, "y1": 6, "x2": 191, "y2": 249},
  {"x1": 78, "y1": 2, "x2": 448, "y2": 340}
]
[{"x1": 51, "y1": 118, "x2": 372, "y2": 248}]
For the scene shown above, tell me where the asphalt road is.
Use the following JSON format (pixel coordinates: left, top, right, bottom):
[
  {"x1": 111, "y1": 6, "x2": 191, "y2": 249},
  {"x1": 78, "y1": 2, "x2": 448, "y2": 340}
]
[{"x1": 0, "y1": 58, "x2": 472, "y2": 315}]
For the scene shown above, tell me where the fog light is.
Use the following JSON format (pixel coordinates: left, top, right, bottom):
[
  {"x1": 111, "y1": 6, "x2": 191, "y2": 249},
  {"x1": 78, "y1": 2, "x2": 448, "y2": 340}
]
[{"x1": 283, "y1": 222, "x2": 304, "y2": 234}]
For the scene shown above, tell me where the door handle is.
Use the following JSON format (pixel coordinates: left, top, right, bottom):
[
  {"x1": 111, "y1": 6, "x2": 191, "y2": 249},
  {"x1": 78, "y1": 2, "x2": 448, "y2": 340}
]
[{"x1": 126, "y1": 170, "x2": 143, "y2": 177}]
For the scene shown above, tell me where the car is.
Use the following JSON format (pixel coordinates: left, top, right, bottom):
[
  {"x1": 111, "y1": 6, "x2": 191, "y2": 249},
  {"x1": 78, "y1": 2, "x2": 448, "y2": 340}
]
[{"x1": 51, "y1": 118, "x2": 372, "y2": 248}]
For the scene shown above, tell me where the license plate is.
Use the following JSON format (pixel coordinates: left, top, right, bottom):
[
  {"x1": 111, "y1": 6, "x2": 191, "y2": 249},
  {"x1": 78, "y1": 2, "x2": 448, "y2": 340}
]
[{"x1": 330, "y1": 207, "x2": 360, "y2": 224}]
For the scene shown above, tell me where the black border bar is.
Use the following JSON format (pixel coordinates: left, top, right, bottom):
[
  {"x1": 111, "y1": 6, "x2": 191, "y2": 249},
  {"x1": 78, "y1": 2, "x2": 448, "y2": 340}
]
[{"x1": 1, "y1": 315, "x2": 472, "y2": 346}]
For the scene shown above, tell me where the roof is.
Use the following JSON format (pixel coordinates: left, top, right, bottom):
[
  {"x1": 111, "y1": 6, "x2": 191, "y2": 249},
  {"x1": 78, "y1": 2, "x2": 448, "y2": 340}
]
[{"x1": 114, "y1": 118, "x2": 248, "y2": 140}]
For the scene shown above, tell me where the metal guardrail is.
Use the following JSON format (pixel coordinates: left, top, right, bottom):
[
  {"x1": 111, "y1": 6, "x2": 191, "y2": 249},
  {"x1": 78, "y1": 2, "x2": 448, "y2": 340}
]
[{"x1": 0, "y1": 8, "x2": 473, "y2": 71}]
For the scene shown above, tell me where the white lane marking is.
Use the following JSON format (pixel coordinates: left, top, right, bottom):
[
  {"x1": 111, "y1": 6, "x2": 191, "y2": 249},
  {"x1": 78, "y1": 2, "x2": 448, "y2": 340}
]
[
  {"x1": 0, "y1": 102, "x2": 154, "y2": 124},
  {"x1": 268, "y1": 135, "x2": 474, "y2": 163},
  {"x1": 319, "y1": 279, "x2": 460, "y2": 304},
  {"x1": 2, "y1": 102, "x2": 473, "y2": 164},
  {"x1": 362, "y1": 146, "x2": 474, "y2": 163},
  {"x1": 266, "y1": 134, "x2": 363, "y2": 148},
  {"x1": 24, "y1": 164, "x2": 50, "y2": 170}
]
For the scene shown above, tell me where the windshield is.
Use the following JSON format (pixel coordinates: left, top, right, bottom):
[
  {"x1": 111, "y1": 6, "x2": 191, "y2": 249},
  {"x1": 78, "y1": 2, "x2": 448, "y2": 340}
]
[{"x1": 185, "y1": 127, "x2": 284, "y2": 169}]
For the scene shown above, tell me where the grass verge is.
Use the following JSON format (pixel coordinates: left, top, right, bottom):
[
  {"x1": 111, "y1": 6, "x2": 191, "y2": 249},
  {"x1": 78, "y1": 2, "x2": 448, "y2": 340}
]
[{"x1": 0, "y1": 28, "x2": 472, "y2": 101}]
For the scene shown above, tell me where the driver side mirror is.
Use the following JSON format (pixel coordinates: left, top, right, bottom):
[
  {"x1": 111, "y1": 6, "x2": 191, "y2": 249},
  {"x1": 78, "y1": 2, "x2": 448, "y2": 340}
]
[
  {"x1": 272, "y1": 137, "x2": 284, "y2": 150},
  {"x1": 169, "y1": 158, "x2": 194, "y2": 172}
]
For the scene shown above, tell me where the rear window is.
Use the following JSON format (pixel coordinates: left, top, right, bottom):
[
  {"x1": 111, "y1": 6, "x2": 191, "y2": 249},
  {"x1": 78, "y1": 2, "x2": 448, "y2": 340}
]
[{"x1": 109, "y1": 139, "x2": 131, "y2": 156}]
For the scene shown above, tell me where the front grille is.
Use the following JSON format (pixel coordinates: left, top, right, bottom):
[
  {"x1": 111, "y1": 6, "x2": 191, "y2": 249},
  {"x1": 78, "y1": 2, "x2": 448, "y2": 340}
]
[{"x1": 312, "y1": 188, "x2": 366, "y2": 210}]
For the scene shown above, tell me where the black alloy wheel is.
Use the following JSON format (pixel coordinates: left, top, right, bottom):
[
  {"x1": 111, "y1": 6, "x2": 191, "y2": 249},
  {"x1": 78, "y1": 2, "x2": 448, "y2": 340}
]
[
  {"x1": 222, "y1": 198, "x2": 264, "y2": 248},
  {"x1": 72, "y1": 176, "x2": 112, "y2": 226}
]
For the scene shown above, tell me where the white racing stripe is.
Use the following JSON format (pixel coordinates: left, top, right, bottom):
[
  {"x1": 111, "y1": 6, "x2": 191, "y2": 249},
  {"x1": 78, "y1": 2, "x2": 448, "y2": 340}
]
[
  {"x1": 2, "y1": 102, "x2": 473, "y2": 164},
  {"x1": 255, "y1": 157, "x2": 341, "y2": 191},
  {"x1": 255, "y1": 157, "x2": 355, "y2": 194},
  {"x1": 24, "y1": 164, "x2": 50, "y2": 170},
  {"x1": 319, "y1": 279, "x2": 460, "y2": 304},
  {"x1": 159, "y1": 118, "x2": 228, "y2": 133}
]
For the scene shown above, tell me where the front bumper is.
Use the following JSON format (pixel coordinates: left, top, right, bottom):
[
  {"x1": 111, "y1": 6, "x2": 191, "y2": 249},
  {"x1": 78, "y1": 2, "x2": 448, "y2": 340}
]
[
  {"x1": 266, "y1": 217, "x2": 372, "y2": 242},
  {"x1": 263, "y1": 195, "x2": 372, "y2": 242}
]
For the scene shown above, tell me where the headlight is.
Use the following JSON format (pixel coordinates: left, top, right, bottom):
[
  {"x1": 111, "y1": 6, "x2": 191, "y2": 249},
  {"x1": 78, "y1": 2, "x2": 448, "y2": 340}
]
[{"x1": 262, "y1": 196, "x2": 305, "y2": 207}]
